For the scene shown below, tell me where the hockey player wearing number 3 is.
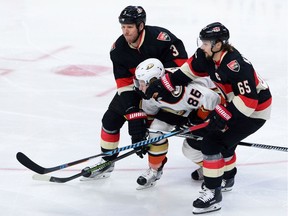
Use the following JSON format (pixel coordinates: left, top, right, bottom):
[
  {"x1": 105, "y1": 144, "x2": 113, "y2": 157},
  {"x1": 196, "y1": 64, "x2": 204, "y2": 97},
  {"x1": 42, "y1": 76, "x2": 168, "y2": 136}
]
[
  {"x1": 145, "y1": 22, "x2": 272, "y2": 214},
  {"x1": 80, "y1": 6, "x2": 187, "y2": 181},
  {"x1": 134, "y1": 58, "x2": 224, "y2": 190}
]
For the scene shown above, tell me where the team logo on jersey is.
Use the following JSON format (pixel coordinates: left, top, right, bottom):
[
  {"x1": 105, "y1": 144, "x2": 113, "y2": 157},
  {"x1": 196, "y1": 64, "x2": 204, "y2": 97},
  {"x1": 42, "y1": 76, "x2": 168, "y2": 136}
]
[
  {"x1": 227, "y1": 60, "x2": 240, "y2": 72},
  {"x1": 171, "y1": 86, "x2": 183, "y2": 97},
  {"x1": 157, "y1": 32, "x2": 171, "y2": 41}
]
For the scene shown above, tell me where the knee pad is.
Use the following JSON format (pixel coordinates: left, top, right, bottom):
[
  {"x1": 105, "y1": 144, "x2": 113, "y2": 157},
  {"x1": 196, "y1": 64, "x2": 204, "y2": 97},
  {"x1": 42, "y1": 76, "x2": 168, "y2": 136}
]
[
  {"x1": 182, "y1": 139, "x2": 203, "y2": 163},
  {"x1": 149, "y1": 118, "x2": 175, "y2": 144},
  {"x1": 102, "y1": 109, "x2": 125, "y2": 131}
]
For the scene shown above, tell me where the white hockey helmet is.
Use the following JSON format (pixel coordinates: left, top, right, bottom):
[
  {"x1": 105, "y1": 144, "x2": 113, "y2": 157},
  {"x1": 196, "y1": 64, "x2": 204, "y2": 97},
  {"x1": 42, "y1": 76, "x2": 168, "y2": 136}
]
[{"x1": 135, "y1": 58, "x2": 165, "y2": 85}]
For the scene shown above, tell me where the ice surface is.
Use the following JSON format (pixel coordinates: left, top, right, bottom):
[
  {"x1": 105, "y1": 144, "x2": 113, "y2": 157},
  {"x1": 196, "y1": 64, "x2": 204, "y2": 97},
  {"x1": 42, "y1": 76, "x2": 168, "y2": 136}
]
[{"x1": 0, "y1": 0, "x2": 287, "y2": 215}]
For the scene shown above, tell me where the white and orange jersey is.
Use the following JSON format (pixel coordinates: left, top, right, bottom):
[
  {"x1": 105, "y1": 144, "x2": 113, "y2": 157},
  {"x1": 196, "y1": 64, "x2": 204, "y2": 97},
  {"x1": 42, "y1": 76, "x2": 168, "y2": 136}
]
[{"x1": 142, "y1": 77, "x2": 221, "y2": 119}]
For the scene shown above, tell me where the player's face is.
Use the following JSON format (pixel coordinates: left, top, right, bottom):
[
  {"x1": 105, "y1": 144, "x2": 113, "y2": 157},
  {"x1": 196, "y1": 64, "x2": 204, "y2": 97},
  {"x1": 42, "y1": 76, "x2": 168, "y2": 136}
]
[
  {"x1": 199, "y1": 40, "x2": 214, "y2": 58},
  {"x1": 121, "y1": 24, "x2": 139, "y2": 44},
  {"x1": 138, "y1": 80, "x2": 148, "y2": 93}
]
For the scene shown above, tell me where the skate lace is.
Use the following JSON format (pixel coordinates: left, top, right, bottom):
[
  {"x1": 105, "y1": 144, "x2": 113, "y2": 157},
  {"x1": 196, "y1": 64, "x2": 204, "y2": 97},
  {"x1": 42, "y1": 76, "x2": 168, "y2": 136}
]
[
  {"x1": 142, "y1": 168, "x2": 157, "y2": 179},
  {"x1": 199, "y1": 189, "x2": 215, "y2": 202},
  {"x1": 221, "y1": 179, "x2": 227, "y2": 187},
  {"x1": 92, "y1": 158, "x2": 107, "y2": 169}
]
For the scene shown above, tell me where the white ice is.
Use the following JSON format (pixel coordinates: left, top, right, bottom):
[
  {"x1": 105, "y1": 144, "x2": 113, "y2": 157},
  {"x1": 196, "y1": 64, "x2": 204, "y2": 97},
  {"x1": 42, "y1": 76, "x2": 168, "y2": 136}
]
[{"x1": 0, "y1": 0, "x2": 287, "y2": 216}]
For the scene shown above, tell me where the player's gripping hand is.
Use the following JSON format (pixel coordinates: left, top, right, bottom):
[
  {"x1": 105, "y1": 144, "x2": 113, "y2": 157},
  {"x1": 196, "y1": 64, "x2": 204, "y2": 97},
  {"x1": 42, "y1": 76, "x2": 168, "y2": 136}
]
[
  {"x1": 134, "y1": 145, "x2": 149, "y2": 159},
  {"x1": 207, "y1": 105, "x2": 232, "y2": 131},
  {"x1": 125, "y1": 108, "x2": 149, "y2": 158},
  {"x1": 145, "y1": 74, "x2": 175, "y2": 100}
]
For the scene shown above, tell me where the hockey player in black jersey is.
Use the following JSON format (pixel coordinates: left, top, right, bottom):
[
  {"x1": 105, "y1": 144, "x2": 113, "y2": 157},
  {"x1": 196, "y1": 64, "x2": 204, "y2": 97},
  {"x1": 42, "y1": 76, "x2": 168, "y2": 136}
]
[
  {"x1": 145, "y1": 22, "x2": 272, "y2": 214},
  {"x1": 81, "y1": 6, "x2": 187, "y2": 181}
]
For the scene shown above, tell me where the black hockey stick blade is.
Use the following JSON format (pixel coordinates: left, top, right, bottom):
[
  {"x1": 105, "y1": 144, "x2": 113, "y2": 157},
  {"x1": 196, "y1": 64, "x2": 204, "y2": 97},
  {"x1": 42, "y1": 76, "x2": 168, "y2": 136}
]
[
  {"x1": 32, "y1": 149, "x2": 138, "y2": 183},
  {"x1": 17, "y1": 152, "x2": 48, "y2": 174},
  {"x1": 16, "y1": 151, "x2": 105, "y2": 174}
]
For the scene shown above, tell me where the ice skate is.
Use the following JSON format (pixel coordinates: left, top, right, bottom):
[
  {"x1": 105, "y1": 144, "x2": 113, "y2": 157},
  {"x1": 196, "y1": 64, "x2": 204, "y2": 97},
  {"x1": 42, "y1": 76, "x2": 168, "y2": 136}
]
[
  {"x1": 200, "y1": 177, "x2": 235, "y2": 193},
  {"x1": 136, "y1": 167, "x2": 163, "y2": 190},
  {"x1": 80, "y1": 158, "x2": 115, "y2": 181},
  {"x1": 191, "y1": 167, "x2": 204, "y2": 181},
  {"x1": 221, "y1": 177, "x2": 234, "y2": 192},
  {"x1": 192, "y1": 187, "x2": 222, "y2": 214}
]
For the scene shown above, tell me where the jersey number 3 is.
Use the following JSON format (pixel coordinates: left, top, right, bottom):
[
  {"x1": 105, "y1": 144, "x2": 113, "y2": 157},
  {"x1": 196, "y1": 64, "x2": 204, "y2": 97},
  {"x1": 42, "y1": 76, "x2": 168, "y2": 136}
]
[{"x1": 170, "y1": 45, "x2": 179, "y2": 56}]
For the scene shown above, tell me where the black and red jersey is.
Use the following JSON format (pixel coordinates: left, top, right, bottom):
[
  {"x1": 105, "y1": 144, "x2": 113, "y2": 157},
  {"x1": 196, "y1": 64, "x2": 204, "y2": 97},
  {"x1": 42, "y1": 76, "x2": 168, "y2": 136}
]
[
  {"x1": 110, "y1": 25, "x2": 188, "y2": 94},
  {"x1": 171, "y1": 48, "x2": 272, "y2": 120}
]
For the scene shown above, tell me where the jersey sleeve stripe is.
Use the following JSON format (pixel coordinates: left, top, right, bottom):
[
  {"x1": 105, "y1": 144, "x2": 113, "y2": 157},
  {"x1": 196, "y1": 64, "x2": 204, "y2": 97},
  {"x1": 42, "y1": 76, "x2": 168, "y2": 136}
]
[
  {"x1": 173, "y1": 58, "x2": 187, "y2": 67},
  {"x1": 180, "y1": 57, "x2": 205, "y2": 80},
  {"x1": 116, "y1": 77, "x2": 134, "y2": 88},
  {"x1": 232, "y1": 95, "x2": 258, "y2": 117},
  {"x1": 255, "y1": 97, "x2": 272, "y2": 111}
]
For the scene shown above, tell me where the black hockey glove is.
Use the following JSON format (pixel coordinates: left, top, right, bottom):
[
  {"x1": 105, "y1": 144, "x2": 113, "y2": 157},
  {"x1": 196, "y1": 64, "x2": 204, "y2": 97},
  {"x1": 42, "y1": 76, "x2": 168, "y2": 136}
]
[
  {"x1": 206, "y1": 105, "x2": 232, "y2": 131},
  {"x1": 134, "y1": 145, "x2": 150, "y2": 159},
  {"x1": 125, "y1": 107, "x2": 149, "y2": 158},
  {"x1": 134, "y1": 86, "x2": 148, "y2": 99},
  {"x1": 146, "y1": 73, "x2": 175, "y2": 100}
]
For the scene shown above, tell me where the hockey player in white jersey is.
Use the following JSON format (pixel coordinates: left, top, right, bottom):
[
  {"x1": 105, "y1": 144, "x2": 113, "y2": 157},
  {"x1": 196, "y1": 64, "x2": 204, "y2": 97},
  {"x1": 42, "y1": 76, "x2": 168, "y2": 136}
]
[{"x1": 134, "y1": 58, "x2": 222, "y2": 189}]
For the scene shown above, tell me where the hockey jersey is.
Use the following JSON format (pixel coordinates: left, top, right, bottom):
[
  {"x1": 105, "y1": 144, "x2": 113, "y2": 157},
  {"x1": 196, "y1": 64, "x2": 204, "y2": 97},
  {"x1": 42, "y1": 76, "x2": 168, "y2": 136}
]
[
  {"x1": 110, "y1": 25, "x2": 188, "y2": 95},
  {"x1": 171, "y1": 48, "x2": 272, "y2": 120},
  {"x1": 142, "y1": 77, "x2": 221, "y2": 119}
]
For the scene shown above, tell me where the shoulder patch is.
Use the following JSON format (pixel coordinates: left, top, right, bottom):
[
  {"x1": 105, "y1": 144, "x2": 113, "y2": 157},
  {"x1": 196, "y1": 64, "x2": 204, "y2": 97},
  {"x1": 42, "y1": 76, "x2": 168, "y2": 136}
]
[
  {"x1": 227, "y1": 60, "x2": 240, "y2": 72},
  {"x1": 157, "y1": 32, "x2": 171, "y2": 41}
]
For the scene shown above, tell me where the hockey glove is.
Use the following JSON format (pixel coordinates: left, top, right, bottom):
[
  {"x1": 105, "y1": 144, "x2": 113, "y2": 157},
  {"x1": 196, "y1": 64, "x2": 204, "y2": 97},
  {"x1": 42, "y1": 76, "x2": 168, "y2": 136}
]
[
  {"x1": 134, "y1": 145, "x2": 150, "y2": 159},
  {"x1": 125, "y1": 108, "x2": 149, "y2": 158},
  {"x1": 146, "y1": 73, "x2": 175, "y2": 100},
  {"x1": 206, "y1": 104, "x2": 232, "y2": 131}
]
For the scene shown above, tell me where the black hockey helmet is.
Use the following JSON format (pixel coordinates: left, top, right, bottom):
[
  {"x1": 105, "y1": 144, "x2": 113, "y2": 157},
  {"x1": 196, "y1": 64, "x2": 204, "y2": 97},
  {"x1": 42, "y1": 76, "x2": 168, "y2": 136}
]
[
  {"x1": 199, "y1": 22, "x2": 229, "y2": 44},
  {"x1": 119, "y1": 6, "x2": 146, "y2": 26}
]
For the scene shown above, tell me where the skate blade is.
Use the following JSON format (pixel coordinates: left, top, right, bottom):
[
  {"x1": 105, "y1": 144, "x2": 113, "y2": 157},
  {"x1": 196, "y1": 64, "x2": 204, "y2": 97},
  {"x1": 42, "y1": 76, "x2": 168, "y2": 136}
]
[
  {"x1": 79, "y1": 173, "x2": 111, "y2": 181},
  {"x1": 199, "y1": 187, "x2": 233, "y2": 193},
  {"x1": 222, "y1": 187, "x2": 233, "y2": 192},
  {"x1": 192, "y1": 203, "x2": 221, "y2": 214},
  {"x1": 136, "y1": 182, "x2": 157, "y2": 190}
]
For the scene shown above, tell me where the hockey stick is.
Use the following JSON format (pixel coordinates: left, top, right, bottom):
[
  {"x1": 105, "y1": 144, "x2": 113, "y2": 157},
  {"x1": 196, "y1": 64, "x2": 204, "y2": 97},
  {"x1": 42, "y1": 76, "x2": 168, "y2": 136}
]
[
  {"x1": 32, "y1": 149, "x2": 138, "y2": 183},
  {"x1": 149, "y1": 129, "x2": 203, "y2": 140},
  {"x1": 16, "y1": 152, "x2": 94, "y2": 175},
  {"x1": 17, "y1": 122, "x2": 208, "y2": 175},
  {"x1": 238, "y1": 142, "x2": 288, "y2": 152},
  {"x1": 149, "y1": 129, "x2": 288, "y2": 152}
]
